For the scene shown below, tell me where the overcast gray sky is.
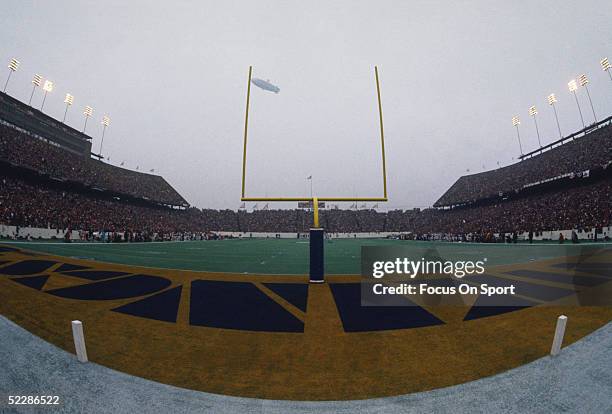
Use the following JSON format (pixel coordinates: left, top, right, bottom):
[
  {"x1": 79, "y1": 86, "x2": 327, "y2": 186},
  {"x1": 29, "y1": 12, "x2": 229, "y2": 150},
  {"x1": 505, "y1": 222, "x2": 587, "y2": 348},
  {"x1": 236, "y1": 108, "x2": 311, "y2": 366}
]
[{"x1": 1, "y1": 1, "x2": 611, "y2": 210}]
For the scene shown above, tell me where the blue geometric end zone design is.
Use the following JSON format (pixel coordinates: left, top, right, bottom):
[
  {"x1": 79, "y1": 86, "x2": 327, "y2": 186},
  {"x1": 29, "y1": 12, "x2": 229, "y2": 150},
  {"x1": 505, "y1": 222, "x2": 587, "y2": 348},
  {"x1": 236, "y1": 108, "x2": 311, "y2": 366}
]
[
  {"x1": 0, "y1": 260, "x2": 57, "y2": 275},
  {"x1": 47, "y1": 274, "x2": 171, "y2": 300},
  {"x1": 112, "y1": 286, "x2": 183, "y2": 323},
  {"x1": 11, "y1": 275, "x2": 50, "y2": 290},
  {"x1": 551, "y1": 262, "x2": 612, "y2": 278},
  {"x1": 504, "y1": 269, "x2": 607, "y2": 287},
  {"x1": 262, "y1": 282, "x2": 309, "y2": 312},
  {"x1": 463, "y1": 294, "x2": 536, "y2": 321},
  {"x1": 3, "y1": 253, "x2": 596, "y2": 332},
  {"x1": 190, "y1": 280, "x2": 304, "y2": 332},
  {"x1": 59, "y1": 270, "x2": 131, "y2": 281},
  {"x1": 55, "y1": 263, "x2": 91, "y2": 272},
  {"x1": 465, "y1": 274, "x2": 575, "y2": 302},
  {"x1": 329, "y1": 283, "x2": 445, "y2": 332}
]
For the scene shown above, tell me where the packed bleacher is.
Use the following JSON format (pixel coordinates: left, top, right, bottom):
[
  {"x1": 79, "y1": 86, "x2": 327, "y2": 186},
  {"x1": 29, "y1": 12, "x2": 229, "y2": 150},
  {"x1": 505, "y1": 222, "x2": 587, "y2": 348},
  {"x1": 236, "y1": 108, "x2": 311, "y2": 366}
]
[
  {"x1": 1, "y1": 107, "x2": 611, "y2": 241},
  {"x1": 411, "y1": 179, "x2": 611, "y2": 235},
  {"x1": 434, "y1": 121, "x2": 612, "y2": 206},
  {"x1": 1, "y1": 173, "x2": 610, "y2": 240},
  {"x1": 0, "y1": 123, "x2": 187, "y2": 206},
  {"x1": 0, "y1": 176, "x2": 193, "y2": 235}
]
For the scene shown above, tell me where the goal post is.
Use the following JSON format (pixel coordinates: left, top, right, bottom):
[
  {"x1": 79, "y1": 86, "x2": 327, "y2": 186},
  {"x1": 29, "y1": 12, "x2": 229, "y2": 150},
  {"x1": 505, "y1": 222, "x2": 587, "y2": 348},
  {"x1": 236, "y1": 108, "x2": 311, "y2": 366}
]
[{"x1": 240, "y1": 66, "x2": 388, "y2": 282}]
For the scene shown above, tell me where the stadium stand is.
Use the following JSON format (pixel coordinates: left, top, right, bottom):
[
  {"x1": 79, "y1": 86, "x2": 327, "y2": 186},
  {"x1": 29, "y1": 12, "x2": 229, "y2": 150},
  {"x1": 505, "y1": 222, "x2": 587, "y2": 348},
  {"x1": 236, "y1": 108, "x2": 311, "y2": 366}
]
[
  {"x1": 0, "y1": 123, "x2": 187, "y2": 206},
  {"x1": 0, "y1": 91, "x2": 92, "y2": 156},
  {"x1": 0, "y1": 88, "x2": 610, "y2": 241},
  {"x1": 0, "y1": 175, "x2": 196, "y2": 238},
  {"x1": 238, "y1": 209, "x2": 303, "y2": 233},
  {"x1": 1, "y1": 171, "x2": 610, "y2": 240},
  {"x1": 435, "y1": 119, "x2": 612, "y2": 207},
  {"x1": 407, "y1": 179, "x2": 611, "y2": 236}
]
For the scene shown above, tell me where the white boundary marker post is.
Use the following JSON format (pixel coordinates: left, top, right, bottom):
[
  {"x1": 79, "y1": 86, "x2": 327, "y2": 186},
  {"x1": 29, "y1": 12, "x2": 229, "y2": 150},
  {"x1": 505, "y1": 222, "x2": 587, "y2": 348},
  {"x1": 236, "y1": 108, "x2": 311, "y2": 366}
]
[
  {"x1": 71, "y1": 320, "x2": 88, "y2": 363},
  {"x1": 550, "y1": 315, "x2": 568, "y2": 356}
]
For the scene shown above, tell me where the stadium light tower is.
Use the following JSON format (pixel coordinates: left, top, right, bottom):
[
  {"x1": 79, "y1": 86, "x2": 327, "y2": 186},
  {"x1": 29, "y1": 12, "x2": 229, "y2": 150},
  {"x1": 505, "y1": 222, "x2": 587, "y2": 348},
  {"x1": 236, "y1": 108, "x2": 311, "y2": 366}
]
[
  {"x1": 568, "y1": 79, "x2": 585, "y2": 129},
  {"x1": 62, "y1": 93, "x2": 74, "y2": 123},
  {"x1": 99, "y1": 115, "x2": 110, "y2": 154},
  {"x1": 82, "y1": 106, "x2": 93, "y2": 133},
  {"x1": 512, "y1": 115, "x2": 523, "y2": 155},
  {"x1": 28, "y1": 74, "x2": 43, "y2": 105},
  {"x1": 578, "y1": 74, "x2": 597, "y2": 122},
  {"x1": 528, "y1": 105, "x2": 542, "y2": 148},
  {"x1": 547, "y1": 93, "x2": 563, "y2": 139},
  {"x1": 3, "y1": 58, "x2": 20, "y2": 93},
  {"x1": 40, "y1": 80, "x2": 54, "y2": 111},
  {"x1": 601, "y1": 57, "x2": 611, "y2": 81}
]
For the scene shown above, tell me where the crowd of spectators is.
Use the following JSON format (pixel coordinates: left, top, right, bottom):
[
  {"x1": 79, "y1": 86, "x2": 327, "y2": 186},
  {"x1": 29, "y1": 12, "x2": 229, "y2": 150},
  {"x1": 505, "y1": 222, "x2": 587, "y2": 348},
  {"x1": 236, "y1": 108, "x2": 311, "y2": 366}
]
[
  {"x1": 1, "y1": 174, "x2": 609, "y2": 240},
  {"x1": 0, "y1": 124, "x2": 187, "y2": 206},
  {"x1": 435, "y1": 122, "x2": 612, "y2": 206},
  {"x1": 238, "y1": 210, "x2": 303, "y2": 233},
  {"x1": 0, "y1": 176, "x2": 198, "y2": 236},
  {"x1": 1, "y1": 114, "x2": 611, "y2": 241},
  {"x1": 408, "y1": 179, "x2": 611, "y2": 236}
]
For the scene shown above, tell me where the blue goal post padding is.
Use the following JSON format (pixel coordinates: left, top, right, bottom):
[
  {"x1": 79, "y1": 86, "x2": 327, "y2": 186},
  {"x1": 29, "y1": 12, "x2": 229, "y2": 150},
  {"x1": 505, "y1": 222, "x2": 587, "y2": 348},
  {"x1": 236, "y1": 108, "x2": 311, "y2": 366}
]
[{"x1": 309, "y1": 228, "x2": 325, "y2": 283}]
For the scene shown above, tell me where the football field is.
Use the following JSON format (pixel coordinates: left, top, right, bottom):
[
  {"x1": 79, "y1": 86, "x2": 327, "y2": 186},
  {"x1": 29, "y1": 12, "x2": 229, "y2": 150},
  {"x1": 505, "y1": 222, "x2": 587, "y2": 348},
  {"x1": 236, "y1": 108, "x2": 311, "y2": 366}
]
[
  {"x1": 8, "y1": 238, "x2": 608, "y2": 275},
  {"x1": 0, "y1": 240, "x2": 611, "y2": 399}
]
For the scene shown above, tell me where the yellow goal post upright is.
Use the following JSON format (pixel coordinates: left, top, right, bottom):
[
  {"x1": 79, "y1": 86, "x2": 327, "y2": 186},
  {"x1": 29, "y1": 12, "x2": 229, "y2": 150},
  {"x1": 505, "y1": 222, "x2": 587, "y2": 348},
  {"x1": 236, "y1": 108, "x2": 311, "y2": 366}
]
[{"x1": 241, "y1": 66, "x2": 388, "y2": 283}]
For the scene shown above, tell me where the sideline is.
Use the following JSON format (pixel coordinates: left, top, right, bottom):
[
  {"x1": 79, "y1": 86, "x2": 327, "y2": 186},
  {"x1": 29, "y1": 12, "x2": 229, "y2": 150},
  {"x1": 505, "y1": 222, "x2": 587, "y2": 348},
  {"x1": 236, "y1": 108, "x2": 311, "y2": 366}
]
[{"x1": 0, "y1": 316, "x2": 610, "y2": 413}]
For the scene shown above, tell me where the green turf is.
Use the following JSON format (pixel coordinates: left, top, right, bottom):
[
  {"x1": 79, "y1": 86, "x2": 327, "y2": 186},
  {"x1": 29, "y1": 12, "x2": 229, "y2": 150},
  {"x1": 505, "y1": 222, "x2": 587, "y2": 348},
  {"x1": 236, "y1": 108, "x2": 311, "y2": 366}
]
[{"x1": 8, "y1": 238, "x2": 608, "y2": 275}]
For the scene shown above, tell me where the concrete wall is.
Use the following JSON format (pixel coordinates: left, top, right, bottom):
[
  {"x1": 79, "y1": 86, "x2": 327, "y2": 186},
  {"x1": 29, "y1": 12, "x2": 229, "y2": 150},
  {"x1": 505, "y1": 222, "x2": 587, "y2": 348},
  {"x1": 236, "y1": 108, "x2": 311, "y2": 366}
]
[
  {"x1": 2, "y1": 224, "x2": 610, "y2": 242},
  {"x1": 0, "y1": 224, "x2": 80, "y2": 240},
  {"x1": 517, "y1": 226, "x2": 611, "y2": 241},
  {"x1": 215, "y1": 231, "x2": 398, "y2": 239}
]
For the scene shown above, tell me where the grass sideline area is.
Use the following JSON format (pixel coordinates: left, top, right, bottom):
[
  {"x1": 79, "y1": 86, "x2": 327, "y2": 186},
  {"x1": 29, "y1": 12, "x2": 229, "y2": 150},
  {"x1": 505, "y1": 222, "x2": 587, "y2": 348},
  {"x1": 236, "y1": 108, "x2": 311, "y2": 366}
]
[{"x1": 5, "y1": 238, "x2": 609, "y2": 274}]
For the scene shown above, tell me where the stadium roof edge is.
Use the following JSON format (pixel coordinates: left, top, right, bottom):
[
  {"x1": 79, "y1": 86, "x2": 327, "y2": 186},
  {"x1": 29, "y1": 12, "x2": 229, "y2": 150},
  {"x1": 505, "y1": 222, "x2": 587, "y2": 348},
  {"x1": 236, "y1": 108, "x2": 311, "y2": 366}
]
[{"x1": 520, "y1": 114, "x2": 612, "y2": 160}]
